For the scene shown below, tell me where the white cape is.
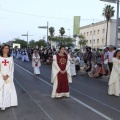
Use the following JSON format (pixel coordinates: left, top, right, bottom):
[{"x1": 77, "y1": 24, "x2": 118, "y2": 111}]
[
  {"x1": 51, "y1": 55, "x2": 72, "y2": 98},
  {"x1": 108, "y1": 58, "x2": 120, "y2": 96}
]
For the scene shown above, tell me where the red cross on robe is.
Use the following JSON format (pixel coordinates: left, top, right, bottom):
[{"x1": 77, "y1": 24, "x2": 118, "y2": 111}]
[{"x1": 2, "y1": 59, "x2": 9, "y2": 66}]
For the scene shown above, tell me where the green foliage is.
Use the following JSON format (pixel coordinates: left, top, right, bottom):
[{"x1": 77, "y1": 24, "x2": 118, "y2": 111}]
[
  {"x1": 50, "y1": 36, "x2": 74, "y2": 47},
  {"x1": 35, "y1": 39, "x2": 47, "y2": 47},
  {"x1": 59, "y1": 27, "x2": 65, "y2": 36},
  {"x1": 102, "y1": 5, "x2": 115, "y2": 46},
  {"x1": 102, "y1": 5, "x2": 115, "y2": 22},
  {"x1": 78, "y1": 35, "x2": 88, "y2": 48},
  {"x1": 29, "y1": 39, "x2": 36, "y2": 48},
  {"x1": 13, "y1": 38, "x2": 27, "y2": 48},
  {"x1": 49, "y1": 27, "x2": 55, "y2": 37}
]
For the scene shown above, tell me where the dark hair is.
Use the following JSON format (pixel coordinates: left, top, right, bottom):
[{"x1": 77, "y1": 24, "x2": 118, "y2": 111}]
[
  {"x1": 0, "y1": 44, "x2": 11, "y2": 57},
  {"x1": 113, "y1": 47, "x2": 116, "y2": 50},
  {"x1": 97, "y1": 63, "x2": 102, "y2": 67},
  {"x1": 59, "y1": 46, "x2": 65, "y2": 50},
  {"x1": 114, "y1": 50, "x2": 120, "y2": 57}
]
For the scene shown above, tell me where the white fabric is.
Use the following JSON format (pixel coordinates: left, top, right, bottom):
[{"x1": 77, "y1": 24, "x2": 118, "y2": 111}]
[
  {"x1": 108, "y1": 58, "x2": 120, "y2": 96},
  {"x1": 22, "y1": 52, "x2": 29, "y2": 62},
  {"x1": 51, "y1": 55, "x2": 72, "y2": 98},
  {"x1": 0, "y1": 56, "x2": 18, "y2": 109},
  {"x1": 32, "y1": 54, "x2": 41, "y2": 75},
  {"x1": 70, "y1": 57, "x2": 76, "y2": 76}
]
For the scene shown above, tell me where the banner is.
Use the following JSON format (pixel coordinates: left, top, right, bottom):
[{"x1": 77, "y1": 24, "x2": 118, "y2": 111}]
[{"x1": 73, "y1": 16, "x2": 80, "y2": 35}]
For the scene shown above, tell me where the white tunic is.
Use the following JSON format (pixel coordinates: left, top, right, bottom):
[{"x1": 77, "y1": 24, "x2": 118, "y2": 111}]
[
  {"x1": 70, "y1": 57, "x2": 76, "y2": 76},
  {"x1": 32, "y1": 54, "x2": 41, "y2": 75},
  {"x1": 108, "y1": 58, "x2": 120, "y2": 96},
  {"x1": 0, "y1": 56, "x2": 18, "y2": 109}
]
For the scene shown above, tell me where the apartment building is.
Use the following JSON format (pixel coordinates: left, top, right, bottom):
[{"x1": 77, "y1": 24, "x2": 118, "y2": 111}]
[{"x1": 79, "y1": 19, "x2": 120, "y2": 49}]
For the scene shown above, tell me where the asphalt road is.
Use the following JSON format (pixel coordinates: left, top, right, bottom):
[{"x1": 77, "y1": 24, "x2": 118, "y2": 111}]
[{"x1": 0, "y1": 58, "x2": 120, "y2": 120}]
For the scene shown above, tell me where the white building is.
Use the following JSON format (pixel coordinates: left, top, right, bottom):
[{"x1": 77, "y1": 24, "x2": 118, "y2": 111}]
[{"x1": 79, "y1": 19, "x2": 120, "y2": 49}]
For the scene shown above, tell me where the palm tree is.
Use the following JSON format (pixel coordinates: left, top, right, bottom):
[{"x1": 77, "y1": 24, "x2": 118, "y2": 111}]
[
  {"x1": 49, "y1": 27, "x2": 55, "y2": 37},
  {"x1": 59, "y1": 27, "x2": 65, "y2": 36},
  {"x1": 102, "y1": 5, "x2": 115, "y2": 46}
]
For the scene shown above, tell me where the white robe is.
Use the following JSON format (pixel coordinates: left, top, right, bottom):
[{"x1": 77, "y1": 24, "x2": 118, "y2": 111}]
[
  {"x1": 32, "y1": 54, "x2": 41, "y2": 75},
  {"x1": 108, "y1": 58, "x2": 120, "y2": 96},
  {"x1": 51, "y1": 55, "x2": 72, "y2": 98},
  {"x1": 22, "y1": 52, "x2": 29, "y2": 62},
  {"x1": 70, "y1": 57, "x2": 76, "y2": 76},
  {"x1": 0, "y1": 56, "x2": 18, "y2": 109}
]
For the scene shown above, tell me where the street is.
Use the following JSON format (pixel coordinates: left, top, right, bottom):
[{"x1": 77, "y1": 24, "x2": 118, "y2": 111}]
[{"x1": 0, "y1": 58, "x2": 120, "y2": 120}]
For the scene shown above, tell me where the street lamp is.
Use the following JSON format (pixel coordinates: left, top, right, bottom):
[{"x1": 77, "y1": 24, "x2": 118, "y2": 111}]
[
  {"x1": 91, "y1": 23, "x2": 94, "y2": 48},
  {"x1": 21, "y1": 31, "x2": 33, "y2": 49},
  {"x1": 100, "y1": 0, "x2": 120, "y2": 48},
  {"x1": 38, "y1": 22, "x2": 49, "y2": 48}
]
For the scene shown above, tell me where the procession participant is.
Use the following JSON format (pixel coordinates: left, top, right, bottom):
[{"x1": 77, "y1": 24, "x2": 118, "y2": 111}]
[
  {"x1": 22, "y1": 50, "x2": 29, "y2": 62},
  {"x1": 32, "y1": 50, "x2": 41, "y2": 75},
  {"x1": 0, "y1": 44, "x2": 18, "y2": 110},
  {"x1": 51, "y1": 46, "x2": 72, "y2": 98},
  {"x1": 108, "y1": 50, "x2": 120, "y2": 96},
  {"x1": 70, "y1": 53, "x2": 76, "y2": 76}
]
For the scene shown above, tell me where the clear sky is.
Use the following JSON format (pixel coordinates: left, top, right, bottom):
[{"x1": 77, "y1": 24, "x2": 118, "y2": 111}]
[{"x1": 0, "y1": 0, "x2": 117, "y2": 43}]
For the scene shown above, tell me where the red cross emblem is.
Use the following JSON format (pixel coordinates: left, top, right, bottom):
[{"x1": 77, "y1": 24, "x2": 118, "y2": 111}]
[{"x1": 2, "y1": 59, "x2": 9, "y2": 66}]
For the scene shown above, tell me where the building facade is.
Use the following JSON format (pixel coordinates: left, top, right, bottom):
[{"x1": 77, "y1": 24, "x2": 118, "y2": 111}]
[{"x1": 79, "y1": 19, "x2": 120, "y2": 49}]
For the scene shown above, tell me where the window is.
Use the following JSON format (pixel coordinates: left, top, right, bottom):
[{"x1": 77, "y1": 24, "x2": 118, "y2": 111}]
[
  {"x1": 90, "y1": 40, "x2": 92, "y2": 44},
  {"x1": 97, "y1": 30, "x2": 100, "y2": 34},
  {"x1": 94, "y1": 39, "x2": 95, "y2": 44},
  {"x1": 102, "y1": 38, "x2": 104, "y2": 44},
  {"x1": 103, "y1": 29, "x2": 105, "y2": 33},
  {"x1": 94, "y1": 30, "x2": 96, "y2": 35},
  {"x1": 97, "y1": 39, "x2": 99, "y2": 44},
  {"x1": 84, "y1": 32, "x2": 85, "y2": 36},
  {"x1": 90, "y1": 31, "x2": 92, "y2": 35},
  {"x1": 87, "y1": 32, "x2": 89, "y2": 36},
  {"x1": 81, "y1": 33, "x2": 82, "y2": 35},
  {"x1": 118, "y1": 39, "x2": 120, "y2": 44}
]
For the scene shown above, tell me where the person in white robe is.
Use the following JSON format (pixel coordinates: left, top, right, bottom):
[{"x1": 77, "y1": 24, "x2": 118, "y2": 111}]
[
  {"x1": 108, "y1": 50, "x2": 120, "y2": 96},
  {"x1": 0, "y1": 44, "x2": 18, "y2": 110},
  {"x1": 22, "y1": 51, "x2": 29, "y2": 62},
  {"x1": 70, "y1": 53, "x2": 76, "y2": 76},
  {"x1": 51, "y1": 46, "x2": 72, "y2": 98},
  {"x1": 32, "y1": 50, "x2": 41, "y2": 75}
]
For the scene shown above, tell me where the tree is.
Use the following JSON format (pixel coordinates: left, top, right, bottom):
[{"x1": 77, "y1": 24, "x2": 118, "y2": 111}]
[
  {"x1": 35, "y1": 39, "x2": 47, "y2": 48},
  {"x1": 13, "y1": 38, "x2": 27, "y2": 48},
  {"x1": 78, "y1": 35, "x2": 87, "y2": 48},
  {"x1": 59, "y1": 27, "x2": 65, "y2": 36},
  {"x1": 102, "y1": 5, "x2": 115, "y2": 46},
  {"x1": 49, "y1": 27, "x2": 55, "y2": 37},
  {"x1": 29, "y1": 39, "x2": 36, "y2": 48}
]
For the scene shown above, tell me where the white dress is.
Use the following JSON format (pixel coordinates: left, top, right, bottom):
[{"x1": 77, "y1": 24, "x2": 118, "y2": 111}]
[
  {"x1": 22, "y1": 52, "x2": 29, "y2": 62},
  {"x1": 32, "y1": 54, "x2": 41, "y2": 75},
  {"x1": 0, "y1": 56, "x2": 18, "y2": 109},
  {"x1": 70, "y1": 57, "x2": 76, "y2": 76},
  {"x1": 108, "y1": 58, "x2": 120, "y2": 96}
]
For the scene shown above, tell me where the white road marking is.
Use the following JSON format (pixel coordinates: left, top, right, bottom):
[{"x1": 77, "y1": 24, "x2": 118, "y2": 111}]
[
  {"x1": 15, "y1": 63, "x2": 113, "y2": 120},
  {"x1": 14, "y1": 78, "x2": 53, "y2": 120}
]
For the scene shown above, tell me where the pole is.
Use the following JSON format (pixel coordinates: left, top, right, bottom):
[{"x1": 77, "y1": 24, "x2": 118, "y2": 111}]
[
  {"x1": 115, "y1": 0, "x2": 119, "y2": 48},
  {"x1": 27, "y1": 31, "x2": 28, "y2": 49},
  {"x1": 47, "y1": 21, "x2": 49, "y2": 48}
]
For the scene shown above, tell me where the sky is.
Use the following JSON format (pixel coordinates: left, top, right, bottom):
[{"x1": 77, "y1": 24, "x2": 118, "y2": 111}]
[{"x1": 0, "y1": 0, "x2": 117, "y2": 43}]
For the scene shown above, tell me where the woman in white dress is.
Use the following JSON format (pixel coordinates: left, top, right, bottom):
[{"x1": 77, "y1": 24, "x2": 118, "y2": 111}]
[
  {"x1": 32, "y1": 50, "x2": 41, "y2": 75},
  {"x1": 70, "y1": 53, "x2": 76, "y2": 76},
  {"x1": 108, "y1": 50, "x2": 120, "y2": 96},
  {"x1": 0, "y1": 44, "x2": 18, "y2": 110}
]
